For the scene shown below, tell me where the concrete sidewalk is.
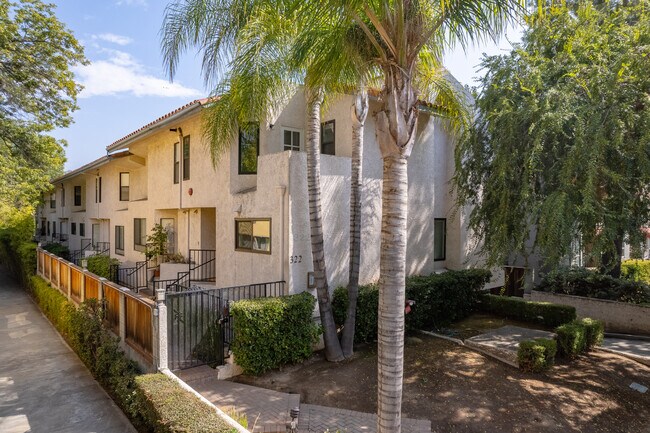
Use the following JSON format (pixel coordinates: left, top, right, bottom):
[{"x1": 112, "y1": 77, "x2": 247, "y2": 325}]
[
  {"x1": 600, "y1": 337, "x2": 650, "y2": 366},
  {"x1": 0, "y1": 268, "x2": 135, "y2": 433},
  {"x1": 178, "y1": 365, "x2": 431, "y2": 433}
]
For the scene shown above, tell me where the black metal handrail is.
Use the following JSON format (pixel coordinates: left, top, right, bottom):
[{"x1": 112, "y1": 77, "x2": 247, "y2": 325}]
[
  {"x1": 189, "y1": 249, "x2": 216, "y2": 282},
  {"x1": 110, "y1": 261, "x2": 147, "y2": 291}
]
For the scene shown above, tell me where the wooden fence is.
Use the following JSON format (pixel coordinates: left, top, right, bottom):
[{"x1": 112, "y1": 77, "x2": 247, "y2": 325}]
[{"x1": 35, "y1": 248, "x2": 156, "y2": 369}]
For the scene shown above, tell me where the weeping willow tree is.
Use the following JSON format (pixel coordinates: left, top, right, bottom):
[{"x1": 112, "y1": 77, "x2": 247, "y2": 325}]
[{"x1": 455, "y1": 0, "x2": 650, "y2": 277}]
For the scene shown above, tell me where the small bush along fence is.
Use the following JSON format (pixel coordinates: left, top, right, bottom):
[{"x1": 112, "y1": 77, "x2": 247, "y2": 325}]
[
  {"x1": 86, "y1": 254, "x2": 119, "y2": 279},
  {"x1": 537, "y1": 267, "x2": 650, "y2": 304},
  {"x1": 517, "y1": 338, "x2": 557, "y2": 373},
  {"x1": 621, "y1": 259, "x2": 650, "y2": 284},
  {"x1": 134, "y1": 374, "x2": 237, "y2": 433},
  {"x1": 230, "y1": 292, "x2": 320, "y2": 375},
  {"x1": 41, "y1": 242, "x2": 70, "y2": 260},
  {"x1": 478, "y1": 294, "x2": 576, "y2": 327},
  {"x1": 555, "y1": 318, "x2": 604, "y2": 359},
  {"x1": 332, "y1": 269, "x2": 492, "y2": 343}
]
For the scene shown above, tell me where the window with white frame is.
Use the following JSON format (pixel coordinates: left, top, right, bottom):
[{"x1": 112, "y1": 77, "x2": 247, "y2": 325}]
[{"x1": 282, "y1": 128, "x2": 302, "y2": 151}]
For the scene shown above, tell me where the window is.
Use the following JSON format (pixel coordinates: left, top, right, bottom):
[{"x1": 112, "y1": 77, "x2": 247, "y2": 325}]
[
  {"x1": 235, "y1": 219, "x2": 271, "y2": 254},
  {"x1": 95, "y1": 177, "x2": 102, "y2": 203},
  {"x1": 134, "y1": 218, "x2": 146, "y2": 252},
  {"x1": 47, "y1": 221, "x2": 50, "y2": 236},
  {"x1": 173, "y1": 142, "x2": 179, "y2": 184},
  {"x1": 282, "y1": 128, "x2": 301, "y2": 151},
  {"x1": 79, "y1": 223, "x2": 85, "y2": 237},
  {"x1": 74, "y1": 186, "x2": 82, "y2": 206},
  {"x1": 321, "y1": 120, "x2": 335, "y2": 155},
  {"x1": 71, "y1": 222, "x2": 76, "y2": 235},
  {"x1": 49, "y1": 193, "x2": 55, "y2": 209},
  {"x1": 119, "y1": 172, "x2": 130, "y2": 201},
  {"x1": 434, "y1": 218, "x2": 446, "y2": 261},
  {"x1": 115, "y1": 225, "x2": 124, "y2": 255},
  {"x1": 239, "y1": 125, "x2": 259, "y2": 174},
  {"x1": 61, "y1": 187, "x2": 65, "y2": 207},
  {"x1": 182, "y1": 135, "x2": 190, "y2": 180},
  {"x1": 52, "y1": 223, "x2": 56, "y2": 236}
]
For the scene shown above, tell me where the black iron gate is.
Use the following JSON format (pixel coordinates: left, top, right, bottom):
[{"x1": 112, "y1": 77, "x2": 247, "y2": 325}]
[{"x1": 166, "y1": 281, "x2": 285, "y2": 371}]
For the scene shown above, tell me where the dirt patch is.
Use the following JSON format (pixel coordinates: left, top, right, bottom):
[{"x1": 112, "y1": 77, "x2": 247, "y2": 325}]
[{"x1": 231, "y1": 335, "x2": 650, "y2": 432}]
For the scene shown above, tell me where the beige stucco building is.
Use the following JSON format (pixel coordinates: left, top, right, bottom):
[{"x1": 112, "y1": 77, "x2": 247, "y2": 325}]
[{"x1": 36, "y1": 90, "x2": 500, "y2": 295}]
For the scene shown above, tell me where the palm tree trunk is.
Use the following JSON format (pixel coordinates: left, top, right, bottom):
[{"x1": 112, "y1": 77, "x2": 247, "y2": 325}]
[
  {"x1": 305, "y1": 86, "x2": 344, "y2": 362},
  {"x1": 341, "y1": 89, "x2": 368, "y2": 358},
  {"x1": 375, "y1": 68, "x2": 417, "y2": 433}
]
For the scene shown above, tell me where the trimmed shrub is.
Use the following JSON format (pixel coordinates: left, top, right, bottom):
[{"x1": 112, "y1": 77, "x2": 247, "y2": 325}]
[
  {"x1": 622, "y1": 259, "x2": 650, "y2": 284},
  {"x1": 578, "y1": 318, "x2": 605, "y2": 350},
  {"x1": 30, "y1": 276, "x2": 73, "y2": 334},
  {"x1": 134, "y1": 374, "x2": 234, "y2": 433},
  {"x1": 231, "y1": 292, "x2": 320, "y2": 375},
  {"x1": 555, "y1": 322, "x2": 587, "y2": 358},
  {"x1": 332, "y1": 269, "x2": 492, "y2": 343},
  {"x1": 518, "y1": 338, "x2": 557, "y2": 373},
  {"x1": 538, "y1": 266, "x2": 650, "y2": 304},
  {"x1": 479, "y1": 294, "x2": 576, "y2": 327},
  {"x1": 41, "y1": 242, "x2": 70, "y2": 260},
  {"x1": 332, "y1": 284, "x2": 379, "y2": 344},
  {"x1": 86, "y1": 254, "x2": 119, "y2": 279}
]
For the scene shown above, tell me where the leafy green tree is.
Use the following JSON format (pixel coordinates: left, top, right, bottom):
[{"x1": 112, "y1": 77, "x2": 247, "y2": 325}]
[
  {"x1": 454, "y1": 1, "x2": 650, "y2": 277},
  {"x1": 0, "y1": 0, "x2": 86, "y2": 224}
]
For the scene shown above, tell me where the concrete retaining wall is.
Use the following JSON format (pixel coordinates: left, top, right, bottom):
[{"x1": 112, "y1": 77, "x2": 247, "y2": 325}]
[{"x1": 529, "y1": 290, "x2": 650, "y2": 335}]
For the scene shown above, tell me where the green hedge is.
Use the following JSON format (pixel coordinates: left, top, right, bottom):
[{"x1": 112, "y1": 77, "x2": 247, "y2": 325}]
[
  {"x1": 86, "y1": 254, "x2": 119, "y2": 279},
  {"x1": 555, "y1": 318, "x2": 604, "y2": 358},
  {"x1": 41, "y1": 242, "x2": 70, "y2": 260},
  {"x1": 538, "y1": 266, "x2": 650, "y2": 304},
  {"x1": 518, "y1": 338, "x2": 557, "y2": 373},
  {"x1": 479, "y1": 294, "x2": 576, "y2": 327},
  {"x1": 231, "y1": 292, "x2": 320, "y2": 375},
  {"x1": 621, "y1": 259, "x2": 650, "y2": 284},
  {"x1": 332, "y1": 269, "x2": 492, "y2": 343},
  {"x1": 134, "y1": 374, "x2": 235, "y2": 433}
]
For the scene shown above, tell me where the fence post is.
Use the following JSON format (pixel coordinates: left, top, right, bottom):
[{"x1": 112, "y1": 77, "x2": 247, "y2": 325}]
[
  {"x1": 54, "y1": 258, "x2": 61, "y2": 291},
  {"x1": 46, "y1": 253, "x2": 53, "y2": 284},
  {"x1": 81, "y1": 270, "x2": 87, "y2": 303},
  {"x1": 98, "y1": 278, "x2": 106, "y2": 301},
  {"x1": 67, "y1": 265, "x2": 72, "y2": 302},
  {"x1": 119, "y1": 288, "x2": 127, "y2": 343},
  {"x1": 155, "y1": 288, "x2": 168, "y2": 371}
]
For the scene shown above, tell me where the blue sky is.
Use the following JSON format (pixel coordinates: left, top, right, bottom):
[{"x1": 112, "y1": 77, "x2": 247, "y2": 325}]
[{"x1": 51, "y1": 0, "x2": 522, "y2": 171}]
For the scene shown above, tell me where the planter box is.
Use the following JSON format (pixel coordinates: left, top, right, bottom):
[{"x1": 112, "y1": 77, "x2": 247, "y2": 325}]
[
  {"x1": 159, "y1": 263, "x2": 189, "y2": 281},
  {"x1": 529, "y1": 290, "x2": 650, "y2": 335}
]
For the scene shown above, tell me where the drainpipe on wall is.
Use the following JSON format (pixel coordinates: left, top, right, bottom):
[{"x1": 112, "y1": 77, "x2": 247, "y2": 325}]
[
  {"x1": 170, "y1": 127, "x2": 186, "y2": 259},
  {"x1": 277, "y1": 186, "x2": 287, "y2": 285}
]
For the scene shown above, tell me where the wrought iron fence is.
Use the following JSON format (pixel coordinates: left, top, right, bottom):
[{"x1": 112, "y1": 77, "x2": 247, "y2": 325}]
[{"x1": 166, "y1": 280, "x2": 285, "y2": 370}]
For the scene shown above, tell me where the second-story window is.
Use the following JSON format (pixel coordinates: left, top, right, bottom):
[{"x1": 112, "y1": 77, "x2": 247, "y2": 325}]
[
  {"x1": 321, "y1": 120, "x2": 335, "y2": 155},
  {"x1": 95, "y1": 177, "x2": 102, "y2": 203},
  {"x1": 182, "y1": 135, "x2": 190, "y2": 180},
  {"x1": 173, "y1": 142, "x2": 179, "y2": 184},
  {"x1": 283, "y1": 128, "x2": 301, "y2": 151},
  {"x1": 49, "y1": 193, "x2": 55, "y2": 209},
  {"x1": 120, "y1": 172, "x2": 130, "y2": 201},
  {"x1": 74, "y1": 186, "x2": 82, "y2": 206},
  {"x1": 239, "y1": 125, "x2": 259, "y2": 174}
]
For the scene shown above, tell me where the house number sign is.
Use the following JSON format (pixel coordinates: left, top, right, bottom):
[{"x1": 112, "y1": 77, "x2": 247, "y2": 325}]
[{"x1": 289, "y1": 255, "x2": 303, "y2": 264}]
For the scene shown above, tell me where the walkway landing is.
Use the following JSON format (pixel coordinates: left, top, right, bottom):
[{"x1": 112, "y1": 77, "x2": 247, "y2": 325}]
[
  {"x1": 178, "y1": 365, "x2": 432, "y2": 433},
  {"x1": 0, "y1": 269, "x2": 135, "y2": 433}
]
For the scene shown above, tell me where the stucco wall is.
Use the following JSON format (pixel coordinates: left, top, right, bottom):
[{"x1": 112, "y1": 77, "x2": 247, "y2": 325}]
[{"x1": 529, "y1": 290, "x2": 650, "y2": 335}]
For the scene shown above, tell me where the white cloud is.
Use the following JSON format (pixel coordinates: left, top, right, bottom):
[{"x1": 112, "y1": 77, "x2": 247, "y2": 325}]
[
  {"x1": 94, "y1": 33, "x2": 133, "y2": 46},
  {"x1": 74, "y1": 50, "x2": 201, "y2": 99},
  {"x1": 116, "y1": 0, "x2": 148, "y2": 7}
]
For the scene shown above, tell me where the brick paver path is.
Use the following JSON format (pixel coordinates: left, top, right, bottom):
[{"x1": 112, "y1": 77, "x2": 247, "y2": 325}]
[
  {"x1": 0, "y1": 268, "x2": 135, "y2": 433},
  {"x1": 178, "y1": 365, "x2": 432, "y2": 433}
]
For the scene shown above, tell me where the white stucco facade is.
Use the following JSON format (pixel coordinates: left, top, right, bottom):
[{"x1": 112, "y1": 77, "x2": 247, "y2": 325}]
[{"x1": 36, "y1": 90, "x2": 500, "y2": 294}]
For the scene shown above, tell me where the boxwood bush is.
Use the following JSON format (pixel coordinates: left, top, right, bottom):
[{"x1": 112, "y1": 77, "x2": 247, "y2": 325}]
[
  {"x1": 134, "y1": 374, "x2": 235, "y2": 433},
  {"x1": 518, "y1": 338, "x2": 557, "y2": 373},
  {"x1": 538, "y1": 266, "x2": 650, "y2": 304},
  {"x1": 555, "y1": 318, "x2": 604, "y2": 358},
  {"x1": 479, "y1": 294, "x2": 576, "y2": 327},
  {"x1": 332, "y1": 269, "x2": 492, "y2": 343},
  {"x1": 231, "y1": 292, "x2": 320, "y2": 375},
  {"x1": 579, "y1": 317, "x2": 605, "y2": 350},
  {"x1": 86, "y1": 254, "x2": 119, "y2": 279}
]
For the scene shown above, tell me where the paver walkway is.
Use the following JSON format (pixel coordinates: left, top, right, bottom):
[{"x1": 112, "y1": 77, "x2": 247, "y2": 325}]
[
  {"x1": 0, "y1": 268, "x2": 135, "y2": 433},
  {"x1": 178, "y1": 365, "x2": 431, "y2": 433}
]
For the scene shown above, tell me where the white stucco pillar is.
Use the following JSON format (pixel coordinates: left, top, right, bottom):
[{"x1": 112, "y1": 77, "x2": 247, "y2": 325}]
[{"x1": 155, "y1": 288, "x2": 168, "y2": 371}]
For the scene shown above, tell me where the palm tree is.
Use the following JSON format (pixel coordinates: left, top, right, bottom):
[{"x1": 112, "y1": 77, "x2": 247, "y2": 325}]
[{"x1": 301, "y1": 1, "x2": 522, "y2": 431}]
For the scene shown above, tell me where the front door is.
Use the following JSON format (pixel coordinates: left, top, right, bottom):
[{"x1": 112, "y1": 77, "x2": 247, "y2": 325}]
[{"x1": 160, "y1": 218, "x2": 175, "y2": 254}]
